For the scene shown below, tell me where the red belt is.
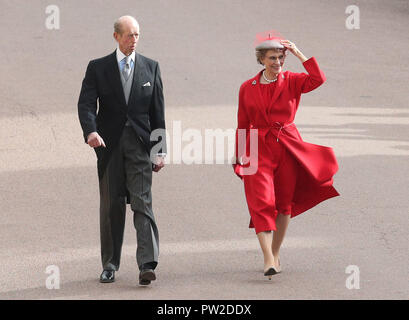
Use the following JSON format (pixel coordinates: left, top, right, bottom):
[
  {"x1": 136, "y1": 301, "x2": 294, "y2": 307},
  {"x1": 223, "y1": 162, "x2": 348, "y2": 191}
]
[{"x1": 250, "y1": 122, "x2": 294, "y2": 142}]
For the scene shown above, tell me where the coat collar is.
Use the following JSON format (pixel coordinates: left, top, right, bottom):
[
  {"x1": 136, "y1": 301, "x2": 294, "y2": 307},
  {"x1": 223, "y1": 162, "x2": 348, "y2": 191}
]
[
  {"x1": 106, "y1": 51, "x2": 126, "y2": 107},
  {"x1": 250, "y1": 69, "x2": 286, "y2": 123},
  {"x1": 128, "y1": 52, "x2": 146, "y2": 107}
]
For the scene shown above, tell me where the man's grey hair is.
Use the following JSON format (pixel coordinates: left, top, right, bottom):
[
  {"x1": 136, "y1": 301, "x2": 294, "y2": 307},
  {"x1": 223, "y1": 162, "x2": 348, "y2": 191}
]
[{"x1": 114, "y1": 15, "x2": 139, "y2": 34}]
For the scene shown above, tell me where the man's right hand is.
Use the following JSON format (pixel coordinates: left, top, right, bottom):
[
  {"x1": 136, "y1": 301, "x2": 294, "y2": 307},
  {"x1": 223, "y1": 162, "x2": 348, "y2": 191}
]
[{"x1": 87, "y1": 132, "x2": 106, "y2": 148}]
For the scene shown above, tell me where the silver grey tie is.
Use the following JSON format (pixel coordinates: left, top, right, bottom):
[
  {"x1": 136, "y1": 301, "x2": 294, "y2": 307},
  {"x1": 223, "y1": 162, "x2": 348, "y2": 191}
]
[{"x1": 122, "y1": 56, "x2": 131, "y2": 81}]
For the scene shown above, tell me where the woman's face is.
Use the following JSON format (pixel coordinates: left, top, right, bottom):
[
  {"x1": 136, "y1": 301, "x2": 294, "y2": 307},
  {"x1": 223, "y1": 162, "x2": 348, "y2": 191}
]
[{"x1": 261, "y1": 49, "x2": 286, "y2": 74}]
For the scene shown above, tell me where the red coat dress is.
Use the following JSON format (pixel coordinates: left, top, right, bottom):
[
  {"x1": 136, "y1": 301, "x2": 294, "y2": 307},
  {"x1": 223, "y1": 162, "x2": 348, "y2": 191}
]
[{"x1": 234, "y1": 57, "x2": 339, "y2": 233}]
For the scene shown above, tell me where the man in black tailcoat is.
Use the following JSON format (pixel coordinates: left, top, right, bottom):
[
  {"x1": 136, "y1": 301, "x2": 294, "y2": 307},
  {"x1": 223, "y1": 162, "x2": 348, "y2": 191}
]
[{"x1": 78, "y1": 15, "x2": 166, "y2": 286}]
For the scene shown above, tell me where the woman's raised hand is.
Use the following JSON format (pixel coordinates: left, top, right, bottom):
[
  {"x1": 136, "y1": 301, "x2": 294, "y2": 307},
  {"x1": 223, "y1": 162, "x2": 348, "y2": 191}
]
[
  {"x1": 280, "y1": 40, "x2": 307, "y2": 62},
  {"x1": 280, "y1": 40, "x2": 297, "y2": 54}
]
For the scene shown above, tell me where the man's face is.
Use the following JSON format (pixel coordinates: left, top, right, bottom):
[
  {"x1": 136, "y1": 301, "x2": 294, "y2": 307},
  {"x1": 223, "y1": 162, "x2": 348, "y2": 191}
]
[{"x1": 114, "y1": 20, "x2": 139, "y2": 56}]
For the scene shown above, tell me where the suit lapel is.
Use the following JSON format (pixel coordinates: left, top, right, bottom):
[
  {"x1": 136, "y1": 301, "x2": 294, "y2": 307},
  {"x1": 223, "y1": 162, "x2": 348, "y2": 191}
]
[
  {"x1": 252, "y1": 71, "x2": 269, "y2": 123},
  {"x1": 106, "y1": 51, "x2": 127, "y2": 107},
  {"x1": 252, "y1": 70, "x2": 287, "y2": 123},
  {"x1": 128, "y1": 53, "x2": 146, "y2": 107},
  {"x1": 267, "y1": 72, "x2": 285, "y2": 112}
]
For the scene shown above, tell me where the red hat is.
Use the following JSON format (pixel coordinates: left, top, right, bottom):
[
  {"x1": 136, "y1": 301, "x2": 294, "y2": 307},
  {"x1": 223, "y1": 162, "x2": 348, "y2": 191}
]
[{"x1": 254, "y1": 30, "x2": 285, "y2": 50}]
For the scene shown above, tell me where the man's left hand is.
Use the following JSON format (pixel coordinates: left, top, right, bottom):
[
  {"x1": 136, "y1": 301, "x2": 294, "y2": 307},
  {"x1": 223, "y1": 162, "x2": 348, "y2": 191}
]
[{"x1": 153, "y1": 156, "x2": 165, "y2": 172}]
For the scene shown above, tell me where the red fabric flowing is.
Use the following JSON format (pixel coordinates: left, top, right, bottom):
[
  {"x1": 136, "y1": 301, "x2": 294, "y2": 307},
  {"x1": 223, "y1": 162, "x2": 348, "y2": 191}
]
[{"x1": 234, "y1": 57, "x2": 340, "y2": 233}]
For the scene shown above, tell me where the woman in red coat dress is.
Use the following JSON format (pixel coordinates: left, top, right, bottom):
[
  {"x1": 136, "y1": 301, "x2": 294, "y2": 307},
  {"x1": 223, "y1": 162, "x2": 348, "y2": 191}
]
[{"x1": 233, "y1": 31, "x2": 339, "y2": 279}]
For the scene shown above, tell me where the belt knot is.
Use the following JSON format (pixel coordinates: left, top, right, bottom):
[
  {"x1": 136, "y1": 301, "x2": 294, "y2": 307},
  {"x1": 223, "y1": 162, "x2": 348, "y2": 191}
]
[{"x1": 273, "y1": 121, "x2": 294, "y2": 142}]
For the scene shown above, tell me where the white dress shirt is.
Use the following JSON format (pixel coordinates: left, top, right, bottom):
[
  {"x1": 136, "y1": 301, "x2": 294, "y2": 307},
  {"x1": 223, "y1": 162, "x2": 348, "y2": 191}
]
[{"x1": 116, "y1": 46, "x2": 135, "y2": 71}]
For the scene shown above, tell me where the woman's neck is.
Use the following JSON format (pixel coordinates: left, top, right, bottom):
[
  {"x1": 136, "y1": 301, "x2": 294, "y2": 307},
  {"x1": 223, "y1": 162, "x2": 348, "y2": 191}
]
[{"x1": 264, "y1": 69, "x2": 278, "y2": 80}]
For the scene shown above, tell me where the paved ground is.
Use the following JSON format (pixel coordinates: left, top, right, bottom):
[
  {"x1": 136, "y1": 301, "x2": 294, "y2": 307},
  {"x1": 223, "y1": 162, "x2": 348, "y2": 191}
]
[{"x1": 0, "y1": 0, "x2": 408, "y2": 299}]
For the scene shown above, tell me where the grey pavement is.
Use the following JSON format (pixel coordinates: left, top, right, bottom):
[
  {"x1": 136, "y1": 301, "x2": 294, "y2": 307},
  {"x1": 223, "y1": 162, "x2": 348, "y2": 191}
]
[{"x1": 0, "y1": 0, "x2": 408, "y2": 299}]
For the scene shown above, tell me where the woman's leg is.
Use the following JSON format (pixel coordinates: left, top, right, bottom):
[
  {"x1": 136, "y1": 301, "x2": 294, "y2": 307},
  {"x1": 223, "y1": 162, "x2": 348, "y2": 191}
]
[
  {"x1": 272, "y1": 213, "x2": 291, "y2": 270},
  {"x1": 272, "y1": 147, "x2": 299, "y2": 271},
  {"x1": 244, "y1": 134, "x2": 281, "y2": 273},
  {"x1": 256, "y1": 231, "x2": 275, "y2": 271}
]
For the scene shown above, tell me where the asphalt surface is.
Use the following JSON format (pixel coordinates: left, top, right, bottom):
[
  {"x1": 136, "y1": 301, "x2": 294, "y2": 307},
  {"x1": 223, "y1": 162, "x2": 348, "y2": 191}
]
[{"x1": 0, "y1": 0, "x2": 408, "y2": 300}]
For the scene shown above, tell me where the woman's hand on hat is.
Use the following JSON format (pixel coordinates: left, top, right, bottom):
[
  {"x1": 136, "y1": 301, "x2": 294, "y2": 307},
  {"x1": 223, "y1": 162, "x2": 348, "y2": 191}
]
[
  {"x1": 280, "y1": 39, "x2": 308, "y2": 62},
  {"x1": 280, "y1": 40, "x2": 297, "y2": 53}
]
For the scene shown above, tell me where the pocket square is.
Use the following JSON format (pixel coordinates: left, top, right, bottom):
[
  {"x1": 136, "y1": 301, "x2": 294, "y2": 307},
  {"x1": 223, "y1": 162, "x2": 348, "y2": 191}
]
[{"x1": 142, "y1": 82, "x2": 151, "y2": 87}]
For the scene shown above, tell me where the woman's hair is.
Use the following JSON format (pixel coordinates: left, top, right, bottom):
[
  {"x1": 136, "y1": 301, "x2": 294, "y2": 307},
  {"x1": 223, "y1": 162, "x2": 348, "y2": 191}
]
[{"x1": 255, "y1": 47, "x2": 288, "y2": 65}]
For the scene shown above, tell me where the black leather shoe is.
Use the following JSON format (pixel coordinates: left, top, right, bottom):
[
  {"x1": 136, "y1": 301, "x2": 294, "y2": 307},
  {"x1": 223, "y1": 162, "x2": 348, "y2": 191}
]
[
  {"x1": 139, "y1": 269, "x2": 156, "y2": 285},
  {"x1": 264, "y1": 267, "x2": 278, "y2": 280},
  {"x1": 100, "y1": 270, "x2": 115, "y2": 283}
]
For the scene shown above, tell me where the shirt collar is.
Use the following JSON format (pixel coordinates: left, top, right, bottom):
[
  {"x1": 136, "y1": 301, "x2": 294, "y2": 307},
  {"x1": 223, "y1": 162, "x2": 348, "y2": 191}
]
[{"x1": 116, "y1": 46, "x2": 135, "y2": 65}]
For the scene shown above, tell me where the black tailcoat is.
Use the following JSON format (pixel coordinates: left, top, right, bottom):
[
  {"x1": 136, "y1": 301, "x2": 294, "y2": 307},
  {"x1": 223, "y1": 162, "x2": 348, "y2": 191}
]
[{"x1": 78, "y1": 50, "x2": 166, "y2": 199}]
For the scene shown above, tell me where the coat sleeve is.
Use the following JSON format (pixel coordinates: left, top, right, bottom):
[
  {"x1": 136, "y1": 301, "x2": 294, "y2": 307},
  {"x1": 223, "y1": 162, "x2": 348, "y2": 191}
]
[
  {"x1": 234, "y1": 83, "x2": 250, "y2": 165},
  {"x1": 292, "y1": 57, "x2": 326, "y2": 94},
  {"x1": 78, "y1": 60, "x2": 98, "y2": 143},
  {"x1": 149, "y1": 62, "x2": 167, "y2": 154}
]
